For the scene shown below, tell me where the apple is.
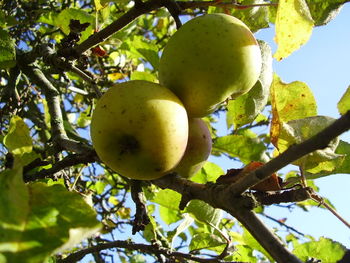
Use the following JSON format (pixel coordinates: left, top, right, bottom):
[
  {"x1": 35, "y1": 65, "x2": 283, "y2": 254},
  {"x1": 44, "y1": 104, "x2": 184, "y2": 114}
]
[
  {"x1": 90, "y1": 80, "x2": 189, "y2": 180},
  {"x1": 172, "y1": 118, "x2": 212, "y2": 177},
  {"x1": 159, "y1": 13, "x2": 262, "y2": 117}
]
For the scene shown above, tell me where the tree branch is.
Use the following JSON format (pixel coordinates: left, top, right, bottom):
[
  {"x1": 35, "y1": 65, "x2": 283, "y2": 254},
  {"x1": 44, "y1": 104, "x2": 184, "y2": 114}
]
[
  {"x1": 58, "y1": 239, "x2": 246, "y2": 263},
  {"x1": 226, "y1": 110, "x2": 350, "y2": 195},
  {"x1": 153, "y1": 175, "x2": 303, "y2": 263},
  {"x1": 74, "y1": 0, "x2": 275, "y2": 55},
  {"x1": 23, "y1": 150, "x2": 98, "y2": 182},
  {"x1": 20, "y1": 64, "x2": 93, "y2": 154}
]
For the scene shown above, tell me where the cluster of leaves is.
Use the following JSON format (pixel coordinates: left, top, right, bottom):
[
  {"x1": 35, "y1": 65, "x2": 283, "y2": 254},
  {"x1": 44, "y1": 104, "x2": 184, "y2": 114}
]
[{"x1": 1, "y1": 0, "x2": 350, "y2": 263}]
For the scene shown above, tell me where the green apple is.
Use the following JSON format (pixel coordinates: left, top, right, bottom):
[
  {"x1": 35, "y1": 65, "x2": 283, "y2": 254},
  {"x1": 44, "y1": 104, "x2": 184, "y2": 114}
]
[
  {"x1": 159, "y1": 13, "x2": 262, "y2": 117},
  {"x1": 172, "y1": 118, "x2": 212, "y2": 177},
  {"x1": 90, "y1": 80, "x2": 189, "y2": 180}
]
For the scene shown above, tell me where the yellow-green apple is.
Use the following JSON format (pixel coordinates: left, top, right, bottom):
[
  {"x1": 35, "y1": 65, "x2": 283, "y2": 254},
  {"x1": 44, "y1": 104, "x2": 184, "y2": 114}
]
[
  {"x1": 159, "y1": 13, "x2": 262, "y2": 117},
  {"x1": 172, "y1": 118, "x2": 212, "y2": 177},
  {"x1": 90, "y1": 80, "x2": 189, "y2": 180}
]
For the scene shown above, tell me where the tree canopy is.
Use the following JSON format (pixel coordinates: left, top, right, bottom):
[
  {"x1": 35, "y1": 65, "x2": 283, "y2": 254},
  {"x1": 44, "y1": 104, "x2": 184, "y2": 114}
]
[{"x1": 1, "y1": 0, "x2": 350, "y2": 263}]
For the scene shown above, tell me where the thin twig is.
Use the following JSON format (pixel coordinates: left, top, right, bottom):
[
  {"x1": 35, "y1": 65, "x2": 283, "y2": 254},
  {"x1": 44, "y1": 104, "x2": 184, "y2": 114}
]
[{"x1": 310, "y1": 192, "x2": 350, "y2": 229}]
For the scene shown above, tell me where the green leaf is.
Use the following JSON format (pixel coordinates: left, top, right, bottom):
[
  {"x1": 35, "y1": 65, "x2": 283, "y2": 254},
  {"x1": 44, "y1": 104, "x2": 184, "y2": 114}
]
[
  {"x1": 189, "y1": 232, "x2": 226, "y2": 252},
  {"x1": 338, "y1": 86, "x2": 350, "y2": 115},
  {"x1": 241, "y1": 228, "x2": 274, "y2": 262},
  {"x1": 171, "y1": 214, "x2": 194, "y2": 249},
  {"x1": 190, "y1": 161, "x2": 224, "y2": 184},
  {"x1": 151, "y1": 189, "x2": 181, "y2": 210},
  {"x1": 0, "y1": 165, "x2": 101, "y2": 263},
  {"x1": 56, "y1": 8, "x2": 95, "y2": 42},
  {"x1": 208, "y1": 0, "x2": 270, "y2": 32},
  {"x1": 224, "y1": 245, "x2": 257, "y2": 263},
  {"x1": 184, "y1": 200, "x2": 222, "y2": 228},
  {"x1": 121, "y1": 36, "x2": 159, "y2": 70},
  {"x1": 3, "y1": 116, "x2": 33, "y2": 156},
  {"x1": 305, "y1": 140, "x2": 350, "y2": 178},
  {"x1": 276, "y1": 116, "x2": 343, "y2": 172},
  {"x1": 305, "y1": 0, "x2": 349, "y2": 26},
  {"x1": 159, "y1": 206, "x2": 182, "y2": 225},
  {"x1": 274, "y1": 0, "x2": 314, "y2": 61},
  {"x1": 293, "y1": 237, "x2": 346, "y2": 262},
  {"x1": 213, "y1": 134, "x2": 266, "y2": 164},
  {"x1": 226, "y1": 40, "x2": 272, "y2": 129},
  {"x1": 0, "y1": 29, "x2": 16, "y2": 69},
  {"x1": 130, "y1": 71, "x2": 158, "y2": 82}
]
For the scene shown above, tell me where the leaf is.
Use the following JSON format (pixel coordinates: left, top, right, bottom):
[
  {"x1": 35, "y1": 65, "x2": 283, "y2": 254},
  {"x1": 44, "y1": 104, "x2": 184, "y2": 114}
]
[
  {"x1": 226, "y1": 40, "x2": 272, "y2": 129},
  {"x1": 190, "y1": 161, "x2": 224, "y2": 184},
  {"x1": 151, "y1": 189, "x2": 181, "y2": 210},
  {"x1": 159, "y1": 206, "x2": 182, "y2": 225},
  {"x1": 270, "y1": 75, "x2": 317, "y2": 146},
  {"x1": 224, "y1": 245, "x2": 257, "y2": 263},
  {"x1": 130, "y1": 71, "x2": 158, "y2": 82},
  {"x1": 171, "y1": 214, "x2": 194, "y2": 249},
  {"x1": 0, "y1": 164, "x2": 101, "y2": 263},
  {"x1": 305, "y1": 140, "x2": 350, "y2": 178},
  {"x1": 274, "y1": 0, "x2": 314, "y2": 61},
  {"x1": 56, "y1": 8, "x2": 95, "y2": 42},
  {"x1": 121, "y1": 36, "x2": 159, "y2": 70},
  {"x1": 241, "y1": 228, "x2": 274, "y2": 262},
  {"x1": 184, "y1": 200, "x2": 222, "y2": 229},
  {"x1": 0, "y1": 29, "x2": 16, "y2": 69},
  {"x1": 3, "y1": 116, "x2": 33, "y2": 156},
  {"x1": 305, "y1": 0, "x2": 349, "y2": 26},
  {"x1": 213, "y1": 135, "x2": 266, "y2": 164},
  {"x1": 338, "y1": 86, "x2": 350, "y2": 115},
  {"x1": 276, "y1": 116, "x2": 343, "y2": 172},
  {"x1": 208, "y1": 0, "x2": 270, "y2": 32},
  {"x1": 189, "y1": 232, "x2": 226, "y2": 252},
  {"x1": 293, "y1": 237, "x2": 346, "y2": 262}
]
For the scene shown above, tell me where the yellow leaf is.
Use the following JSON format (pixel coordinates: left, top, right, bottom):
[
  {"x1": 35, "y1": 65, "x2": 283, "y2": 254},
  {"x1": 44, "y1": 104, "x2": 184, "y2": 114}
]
[
  {"x1": 274, "y1": 0, "x2": 314, "y2": 61},
  {"x1": 107, "y1": 72, "x2": 126, "y2": 81}
]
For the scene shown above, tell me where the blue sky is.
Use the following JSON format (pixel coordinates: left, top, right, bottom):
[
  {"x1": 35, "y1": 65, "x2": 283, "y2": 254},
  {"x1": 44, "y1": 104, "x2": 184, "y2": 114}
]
[{"x1": 211, "y1": 4, "x2": 350, "y2": 248}]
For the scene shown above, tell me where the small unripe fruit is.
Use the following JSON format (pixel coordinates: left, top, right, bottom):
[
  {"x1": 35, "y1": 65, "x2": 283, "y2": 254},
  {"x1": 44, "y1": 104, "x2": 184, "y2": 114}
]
[
  {"x1": 90, "y1": 80, "x2": 189, "y2": 180},
  {"x1": 159, "y1": 13, "x2": 262, "y2": 117}
]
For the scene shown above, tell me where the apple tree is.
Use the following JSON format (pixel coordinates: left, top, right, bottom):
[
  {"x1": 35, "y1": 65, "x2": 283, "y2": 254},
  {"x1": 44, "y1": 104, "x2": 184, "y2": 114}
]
[{"x1": 1, "y1": 0, "x2": 350, "y2": 262}]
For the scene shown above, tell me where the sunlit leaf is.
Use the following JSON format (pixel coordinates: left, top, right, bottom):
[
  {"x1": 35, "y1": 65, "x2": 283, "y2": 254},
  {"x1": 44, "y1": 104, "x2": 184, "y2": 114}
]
[
  {"x1": 130, "y1": 71, "x2": 158, "y2": 82},
  {"x1": 189, "y1": 232, "x2": 226, "y2": 252},
  {"x1": 208, "y1": 0, "x2": 270, "y2": 32},
  {"x1": 171, "y1": 214, "x2": 194, "y2": 249},
  {"x1": 184, "y1": 200, "x2": 222, "y2": 229},
  {"x1": 213, "y1": 135, "x2": 266, "y2": 164},
  {"x1": 0, "y1": 29, "x2": 16, "y2": 69},
  {"x1": 276, "y1": 116, "x2": 343, "y2": 172},
  {"x1": 121, "y1": 36, "x2": 159, "y2": 70},
  {"x1": 0, "y1": 165, "x2": 101, "y2": 263},
  {"x1": 305, "y1": 140, "x2": 350, "y2": 178},
  {"x1": 151, "y1": 189, "x2": 181, "y2": 210},
  {"x1": 270, "y1": 75, "x2": 317, "y2": 145},
  {"x1": 159, "y1": 206, "x2": 182, "y2": 225},
  {"x1": 56, "y1": 8, "x2": 95, "y2": 42},
  {"x1": 274, "y1": 0, "x2": 314, "y2": 61},
  {"x1": 3, "y1": 116, "x2": 33, "y2": 156},
  {"x1": 293, "y1": 237, "x2": 346, "y2": 262},
  {"x1": 337, "y1": 86, "x2": 350, "y2": 115},
  {"x1": 227, "y1": 40, "x2": 272, "y2": 129},
  {"x1": 305, "y1": 0, "x2": 348, "y2": 26},
  {"x1": 224, "y1": 245, "x2": 257, "y2": 263},
  {"x1": 241, "y1": 228, "x2": 274, "y2": 262},
  {"x1": 190, "y1": 161, "x2": 224, "y2": 184}
]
